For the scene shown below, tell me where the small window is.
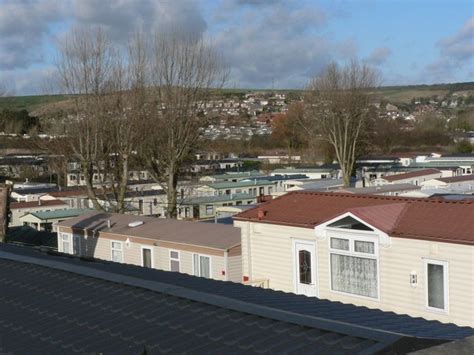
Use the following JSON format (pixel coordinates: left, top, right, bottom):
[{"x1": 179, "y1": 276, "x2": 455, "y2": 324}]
[
  {"x1": 170, "y1": 250, "x2": 180, "y2": 272},
  {"x1": 298, "y1": 250, "x2": 312, "y2": 285},
  {"x1": 426, "y1": 260, "x2": 448, "y2": 312},
  {"x1": 61, "y1": 233, "x2": 71, "y2": 254},
  {"x1": 330, "y1": 238, "x2": 349, "y2": 251},
  {"x1": 193, "y1": 254, "x2": 211, "y2": 278},
  {"x1": 354, "y1": 241, "x2": 375, "y2": 254},
  {"x1": 205, "y1": 205, "x2": 214, "y2": 215},
  {"x1": 111, "y1": 241, "x2": 123, "y2": 263}
]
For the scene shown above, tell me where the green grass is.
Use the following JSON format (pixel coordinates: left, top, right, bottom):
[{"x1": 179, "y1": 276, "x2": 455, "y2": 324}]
[{"x1": 0, "y1": 95, "x2": 69, "y2": 111}]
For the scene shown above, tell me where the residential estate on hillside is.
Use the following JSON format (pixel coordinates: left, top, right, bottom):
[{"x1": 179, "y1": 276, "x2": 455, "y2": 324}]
[{"x1": 234, "y1": 192, "x2": 474, "y2": 327}]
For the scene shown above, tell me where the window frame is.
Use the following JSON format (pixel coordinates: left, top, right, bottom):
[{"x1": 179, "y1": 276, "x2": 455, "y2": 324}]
[
  {"x1": 72, "y1": 234, "x2": 81, "y2": 256},
  {"x1": 140, "y1": 246, "x2": 154, "y2": 269},
  {"x1": 192, "y1": 253, "x2": 212, "y2": 278},
  {"x1": 110, "y1": 240, "x2": 124, "y2": 263},
  {"x1": 169, "y1": 250, "x2": 180, "y2": 272},
  {"x1": 424, "y1": 258, "x2": 449, "y2": 314},
  {"x1": 328, "y1": 234, "x2": 380, "y2": 301},
  {"x1": 60, "y1": 232, "x2": 71, "y2": 254}
]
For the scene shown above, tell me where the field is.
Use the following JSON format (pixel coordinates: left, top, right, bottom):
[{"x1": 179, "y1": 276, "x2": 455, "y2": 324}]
[
  {"x1": 1, "y1": 82, "x2": 473, "y2": 112},
  {"x1": 0, "y1": 95, "x2": 68, "y2": 112}
]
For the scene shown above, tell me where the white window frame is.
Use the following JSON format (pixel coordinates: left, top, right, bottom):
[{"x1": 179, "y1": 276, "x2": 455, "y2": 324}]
[
  {"x1": 140, "y1": 246, "x2": 154, "y2": 268},
  {"x1": 60, "y1": 233, "x2": 71, "y2": 254},
  {"x1": 328, "y1": 234, "x2": 380, "y2": 301},
  {"x1": 111, "y1": 241, "x2": 124, "y2": 263},
  {"x1": 192, "y1": 253, "x2": 212, "y2": 278},
  {"x1": 205, "y1": 205, "x2": 214, "y2": 215},
  {"x1": 72, "y1": 234, "x2": 81, "y2": 256},
  {"x1": 424, "y1": 259, "x2": 449, "y2": 314},
  {"x1": 169, "y1": 250, "x2": 180, "y2": 272}
]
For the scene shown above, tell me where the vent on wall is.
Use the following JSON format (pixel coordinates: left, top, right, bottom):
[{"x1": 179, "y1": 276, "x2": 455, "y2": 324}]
[{"x1": 128, "y1": 221, "x2": 144, "y2": 228}]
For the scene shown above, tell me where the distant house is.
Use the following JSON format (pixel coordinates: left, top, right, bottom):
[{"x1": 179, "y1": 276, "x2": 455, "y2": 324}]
[
  {"x1": 284, "y1": 178, "x2": 346, "y2": 193},
  {"x1": 21, "y1": 208, "x2": 93, "y2": 232},
  {"x1": 56, "y1": 212, "x2": 242, "y2": 282},
  {"x1": 9, "y1": 199, "x2": 68, "y2": 227},
  {"x1": 196, "y1": 179, "x2": 277, "y2": 197},
  {"x1": 234, "y1": 192, "x2": 474, "y2": 327},
  {"x1": 199, "y1": 170, "x2": 266, "y2": 183},
  {"x1": 179, "y1": 193, "x2": 257, "y2": 219},
  {"x1": 414, "y1": 154, "x2": 474, "y2": 176},
  {"x1": 257, "y1": 155, "x2": 301, "y2": 164},
  {"x1": 372, "y1": 169, "x2": 442, "y2": 186},
  {"x1": 421, "y1": 174, "x2": 474, "y2": 190},
  {"x1": 336, "y1": 183, "x2": 421, "y2": 196},
  {"x1": 271, "y1": 167, "x2": 338, "y2": 180}
]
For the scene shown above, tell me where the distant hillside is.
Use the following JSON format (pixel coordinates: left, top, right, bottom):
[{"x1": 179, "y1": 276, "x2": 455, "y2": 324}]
[
  {"x1": 1, "y1": 81, "x2": 473, "y2": 112},
  {"x1": 0, "y1": 95, "x2": 69, "y2": 112}
]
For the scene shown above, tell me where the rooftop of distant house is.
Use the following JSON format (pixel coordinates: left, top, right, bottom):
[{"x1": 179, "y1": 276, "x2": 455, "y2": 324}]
[
  {"x1": 10, "y1": 199, "x2": 67, "y2": 209},
  {"x1": 0, "y1": 243, "x2": 472, "y2": 354},
  {"x1": 436, "y1": 175, "x2": 474, "y2": 183},
  {"x1": 58, "y1": 211, "x2": 241, "y2": 250},
  {"x1": 382, "y1": 168, "x2": 441, "y2": 182},
  {"x1": 234, "y1": 191, "x2": 474, "y2": 245}
]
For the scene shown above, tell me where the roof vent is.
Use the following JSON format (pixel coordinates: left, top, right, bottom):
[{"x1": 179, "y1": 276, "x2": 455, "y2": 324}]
[{"x1": 128, "y1": 220, "x2": 144, "y2": 228}]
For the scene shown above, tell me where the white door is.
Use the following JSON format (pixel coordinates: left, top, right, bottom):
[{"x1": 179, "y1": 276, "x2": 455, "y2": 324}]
[{"x1": 294, "y1": 241, "x2": 317, "y2": 297}]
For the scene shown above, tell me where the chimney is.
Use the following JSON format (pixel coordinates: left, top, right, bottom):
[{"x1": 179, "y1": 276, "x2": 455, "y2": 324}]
[
  {"x1": 257, "y1": 209, "x2": 266, "y2": 220},
  {"x1": 107, "y1": 219, "x2": 111, "y2": 229},
  {"x1": 38, "y1": 199, "x2": 41, "y2": 206}
]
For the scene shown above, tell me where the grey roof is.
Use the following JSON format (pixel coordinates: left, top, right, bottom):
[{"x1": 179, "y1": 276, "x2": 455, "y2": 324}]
[
  {"x1": 337, "y1": 183, "x2": 421, "y2": 194},
  {"x1": 410, "y1": 335, "x2": 474, "y2": 354},
  {"x1": 22, "y1": 208, "x2": 93, "y2": 221},
  {"x1": 181, "y1": 193, "x2": 256, "y2": 205},
  {"x1": 291, "y1": 178, "x2": 346, "y2": 191},
  {"x1": 1, "y1": 244, "x2": 467, "y2": 354},
  {"x1": 57, "y1": 211, "x2": 241, "y2": 250},
  {"x1": 206, "y1": 179, "x2": 275, "y2": 189}
]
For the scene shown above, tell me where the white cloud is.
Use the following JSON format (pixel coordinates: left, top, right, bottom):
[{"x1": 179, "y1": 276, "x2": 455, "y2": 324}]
[
  {"x1": 426, "y1": 17, "x2": 474, "y2": 82},
  {"x1": 365, "y1": 47, "x2": 391, "y2": 66},
  {"x1": 0, "y1": 0, "x2": 66, "y2": 69}
]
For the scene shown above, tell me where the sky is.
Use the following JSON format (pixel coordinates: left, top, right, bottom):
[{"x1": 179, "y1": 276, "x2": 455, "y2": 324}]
[{"x1": 0, "y1": 0, "x2": 473, "y2": 95}]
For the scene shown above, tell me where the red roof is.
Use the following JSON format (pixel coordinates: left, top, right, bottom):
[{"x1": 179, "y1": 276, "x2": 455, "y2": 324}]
[
  {"x1": 10, "y1": 199, "x2": 67, "y2": 209},
  {"x1": 47, "y1": 189, "x2": 88, "y2": 197},
  {"x1": 383, "y1": 169, "x2": 441, "y2": 182},
  {"x1": 234, "y1": 191, "x2": 474, "y2": 245}
]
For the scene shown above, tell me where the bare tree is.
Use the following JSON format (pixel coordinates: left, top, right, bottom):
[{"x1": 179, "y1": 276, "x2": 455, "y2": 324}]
[
  {"x1": 55, "y1": 27, "x2": 142, "y2": 212},
  {"x1": 305, "y1": 61, "x2": 378, "y2": 186},
  {"x1": 140, "y1": 34, "x2": 227, "y2": 218}
]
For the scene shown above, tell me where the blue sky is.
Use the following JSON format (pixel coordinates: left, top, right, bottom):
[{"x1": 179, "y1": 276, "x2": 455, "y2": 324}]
[{"x1": 0, "y1": 0, "x2": 473, "y2": 95}]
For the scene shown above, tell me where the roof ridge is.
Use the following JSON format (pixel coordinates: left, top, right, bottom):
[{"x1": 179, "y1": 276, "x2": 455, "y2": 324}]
[{"x1": 290, "y1": 190, "x2": 474, "y2": 205}]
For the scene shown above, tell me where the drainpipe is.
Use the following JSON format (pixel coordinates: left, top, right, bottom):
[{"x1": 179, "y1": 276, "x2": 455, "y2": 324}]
[{"x1": 247, "y1": 222, "x2": 252, "y2": 281}]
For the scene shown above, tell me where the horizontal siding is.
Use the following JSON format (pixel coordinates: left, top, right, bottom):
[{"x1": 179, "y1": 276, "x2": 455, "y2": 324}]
[
  {"x1": 60, "y1": 230, "x2": 227, "y2": 282},
  {"x1": 242, "y1": 221, "x2": 474, "y2": 327},
  {"x1": 227, "y1": 255, "x2": 242, "y2": 282}
]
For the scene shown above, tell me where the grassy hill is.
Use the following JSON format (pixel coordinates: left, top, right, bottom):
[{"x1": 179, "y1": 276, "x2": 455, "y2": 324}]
[
  {"x1": 0, "y1": 94, "x2": 69, "y2": 112},
  {"x1": 1, "y1": 82, "x2": 473, "y2": 112}
]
